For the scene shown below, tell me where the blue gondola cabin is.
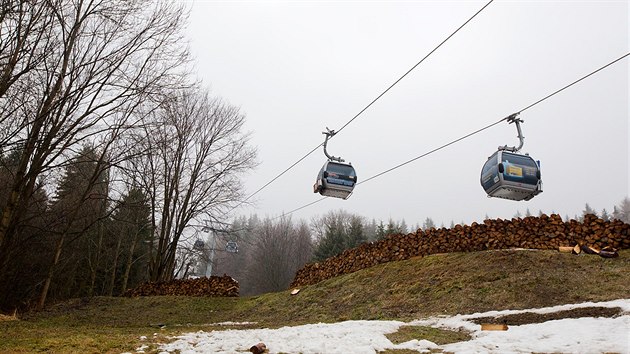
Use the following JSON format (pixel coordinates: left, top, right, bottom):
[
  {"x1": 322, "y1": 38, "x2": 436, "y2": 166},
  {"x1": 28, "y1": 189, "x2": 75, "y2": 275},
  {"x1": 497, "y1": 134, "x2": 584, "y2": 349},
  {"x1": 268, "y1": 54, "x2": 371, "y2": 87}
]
[
  {"x1": 480, "y1": 151, "x2": 542, "y2": 201},
  {"x1": 313, "y1": 161, "x2": 357, "y2": 200}
]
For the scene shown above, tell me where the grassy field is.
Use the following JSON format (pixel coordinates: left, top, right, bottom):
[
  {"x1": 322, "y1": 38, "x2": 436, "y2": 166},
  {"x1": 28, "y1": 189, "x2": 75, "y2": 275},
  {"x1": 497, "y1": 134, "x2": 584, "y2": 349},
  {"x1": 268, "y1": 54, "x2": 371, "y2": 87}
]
[{"x1": 1, "y1": 248, "x2": 629, "y2": 353}]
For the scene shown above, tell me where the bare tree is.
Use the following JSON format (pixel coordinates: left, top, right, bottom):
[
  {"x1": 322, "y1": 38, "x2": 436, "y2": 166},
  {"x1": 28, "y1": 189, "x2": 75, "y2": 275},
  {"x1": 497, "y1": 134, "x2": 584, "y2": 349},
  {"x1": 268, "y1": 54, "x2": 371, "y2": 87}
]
[
  {"x1": 128, "y1": 86, "x2": 257, "y2": 282},
  {"x1": 0, "y1": 0, "x2": 53, "y2": 128},
  {"x1": 0, "y1": 0, "x2": 190, "y2": 286},
  {"x1": 613, "y1": 197, "x2": 630, "y2": 223},
  {"x1": 245, "y1": 217, "x2": 312, "y2": 294}
]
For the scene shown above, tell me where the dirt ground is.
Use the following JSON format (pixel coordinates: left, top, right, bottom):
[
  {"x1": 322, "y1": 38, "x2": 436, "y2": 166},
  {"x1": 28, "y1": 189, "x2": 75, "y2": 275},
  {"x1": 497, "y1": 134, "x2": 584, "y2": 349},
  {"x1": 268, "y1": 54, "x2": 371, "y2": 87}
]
[{"x1": 471, "y1": 307, "x2": 624, "y2": 326}]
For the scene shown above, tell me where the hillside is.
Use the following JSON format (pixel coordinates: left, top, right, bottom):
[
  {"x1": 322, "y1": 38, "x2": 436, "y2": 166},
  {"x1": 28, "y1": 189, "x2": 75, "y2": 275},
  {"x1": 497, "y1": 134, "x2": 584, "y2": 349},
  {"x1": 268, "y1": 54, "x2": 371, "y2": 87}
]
[{"x1": 1, "y1": 248, "x2": 629, "y2": 353}]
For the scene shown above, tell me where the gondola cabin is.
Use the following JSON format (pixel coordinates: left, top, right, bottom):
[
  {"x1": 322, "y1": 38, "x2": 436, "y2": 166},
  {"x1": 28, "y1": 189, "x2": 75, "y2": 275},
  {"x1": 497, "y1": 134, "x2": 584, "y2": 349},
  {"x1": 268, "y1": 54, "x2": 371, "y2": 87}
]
[
  {"x1": 480, "y1": 150, "x2": 542, "y2": 201},
  {"x1": 226, "y1": 241, "x2": 238, "y2": 253},
  {"x1": 313, "y1": 161, "x2": 357, "y2": 200}
]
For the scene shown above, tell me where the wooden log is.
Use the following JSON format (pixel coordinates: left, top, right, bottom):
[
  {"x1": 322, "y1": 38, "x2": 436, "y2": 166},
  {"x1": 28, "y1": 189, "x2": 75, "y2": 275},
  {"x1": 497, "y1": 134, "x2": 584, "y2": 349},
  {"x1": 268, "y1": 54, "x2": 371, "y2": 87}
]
[
  {"x1": 250, "y1": 342, "x2": 267, "y2": 354},
  {"x1": 580, "y1": 245, "x2": 599, "y2": 255},
  {"x1": 290, "y1": 215, "x2": 630, "y2": 288},
  {"x1": 481, "y1": 323, "x2": 508, "y2": 331},
  {"x1": 572, "y1": 244, "x2": 581, "y2": 254},
  {"x1": 599, "y1": 246, "x2": 619, "y2": 258}
]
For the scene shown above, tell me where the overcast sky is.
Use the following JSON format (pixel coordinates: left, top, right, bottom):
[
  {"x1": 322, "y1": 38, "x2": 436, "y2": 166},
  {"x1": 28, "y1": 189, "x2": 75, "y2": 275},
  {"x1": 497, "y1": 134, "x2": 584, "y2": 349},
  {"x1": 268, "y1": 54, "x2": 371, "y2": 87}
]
[{"x1": 183, "y1": 0, "x2": 629, "y2": 228}]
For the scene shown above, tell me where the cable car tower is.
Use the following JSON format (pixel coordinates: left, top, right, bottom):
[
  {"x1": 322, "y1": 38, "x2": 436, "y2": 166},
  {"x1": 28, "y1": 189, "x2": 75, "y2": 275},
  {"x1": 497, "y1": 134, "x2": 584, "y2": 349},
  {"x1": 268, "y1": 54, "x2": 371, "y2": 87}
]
[
  {"x1": 313, "y1": 128, "x2": 357, "y2": 199},
  {"x1": 480, "y1": 114, "x2": 542, "y2": 201}
]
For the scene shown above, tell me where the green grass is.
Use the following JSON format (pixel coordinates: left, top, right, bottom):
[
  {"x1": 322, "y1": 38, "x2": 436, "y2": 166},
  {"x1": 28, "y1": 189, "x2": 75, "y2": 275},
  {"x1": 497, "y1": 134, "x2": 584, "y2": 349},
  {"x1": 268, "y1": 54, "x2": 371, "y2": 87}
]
[
  {"x1": 385, "y1": 325, "x2": 471, "y2": 345},
  {"x1": 1, "y1": 249, "x2": 629, "y2": 353}
]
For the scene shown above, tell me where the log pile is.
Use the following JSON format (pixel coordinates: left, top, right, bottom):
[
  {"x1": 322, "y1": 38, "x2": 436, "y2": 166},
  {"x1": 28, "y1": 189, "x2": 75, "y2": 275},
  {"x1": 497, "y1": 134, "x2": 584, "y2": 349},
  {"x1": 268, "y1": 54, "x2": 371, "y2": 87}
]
[
  {"x1": 291, "y1": 214, "x2": 630, "y2": 288},
  {"x1": 124, "y1": 275, "x2": 239, "y2": 297}
]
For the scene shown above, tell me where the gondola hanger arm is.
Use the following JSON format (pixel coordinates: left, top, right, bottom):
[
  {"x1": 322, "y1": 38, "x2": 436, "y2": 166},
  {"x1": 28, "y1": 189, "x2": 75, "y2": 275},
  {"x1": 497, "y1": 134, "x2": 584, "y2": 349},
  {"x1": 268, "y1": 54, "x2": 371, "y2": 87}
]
[
  {"x1": 498, "y1": 113, "x2": 525, "y2": 153},
  {"x1": 322, "y1": 127, "x2": 345, "y2": 162}
]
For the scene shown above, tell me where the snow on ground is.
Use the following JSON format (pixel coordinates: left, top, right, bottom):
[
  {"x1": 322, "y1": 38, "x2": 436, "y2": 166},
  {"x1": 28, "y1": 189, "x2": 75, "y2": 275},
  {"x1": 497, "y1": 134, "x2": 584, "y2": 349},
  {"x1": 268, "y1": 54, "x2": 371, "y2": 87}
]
[{"x1": 157, "y1": 299, "x2": 630, "y2": 354}]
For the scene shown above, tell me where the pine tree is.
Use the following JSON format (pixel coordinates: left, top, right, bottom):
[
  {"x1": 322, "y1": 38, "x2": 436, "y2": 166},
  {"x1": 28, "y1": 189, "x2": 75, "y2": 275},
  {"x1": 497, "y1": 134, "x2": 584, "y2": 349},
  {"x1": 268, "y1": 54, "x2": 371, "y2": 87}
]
[
  {"x1": 422, "y1": 217, "x2": 436, "y2": 230},
  {"x1": 346, "y1": 216, "x2": 366, "y2": 249},
  {"x1": 364, "y1": 219, "x2": 378, "y2": 241},
  {"x1": 46, "y1": 145, "x2": 110, "y2": 301},
  {"x1": 600, "y1": 208, "x2": 611, "y2": 222},
  {"x1": 112, "y1": 188, "x2": 152, "y2": 295},
  {"x1": 376, "y1": 221, "x2": 386, "y2": 240},
  {"x1": 313, "y1": 216, "x2": 346, "y2": 261},
  {"x1": 385, "y1": 219, "x2": 399, "y2": 235},
  {"x1": 583, "y1": 203, "x2": 597, "y2": 217},
  {"x1": 399, "y1": 219, "x2": 408, "y2": 234}
]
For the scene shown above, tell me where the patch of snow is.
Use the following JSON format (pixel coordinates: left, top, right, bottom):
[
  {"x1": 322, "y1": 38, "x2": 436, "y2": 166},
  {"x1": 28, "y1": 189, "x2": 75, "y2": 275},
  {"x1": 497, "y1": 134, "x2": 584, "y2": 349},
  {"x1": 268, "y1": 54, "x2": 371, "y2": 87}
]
[
  {"x1": 208, "y1": 321, "x2": 258, "y2": 326},
  {"x1": 157, "y1": 299, "x2": 630, "y2": 354},
  {"x1": 135, "y1": 344, "x2": 149, "y2": 353}
]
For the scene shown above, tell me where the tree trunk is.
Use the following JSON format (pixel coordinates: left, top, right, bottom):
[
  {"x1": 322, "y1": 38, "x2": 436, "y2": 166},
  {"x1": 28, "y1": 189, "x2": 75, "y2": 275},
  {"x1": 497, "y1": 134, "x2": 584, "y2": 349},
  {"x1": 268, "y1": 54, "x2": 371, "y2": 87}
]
[
  {"x1": 107, "y1": 236, "x2": 122, "y2": 296},
  {"x1": 121, "y1": 233, "x2": 139, "y2": 294},
  {"x1": 38, "y1": 233, "x2": 66, "y2": 310}
]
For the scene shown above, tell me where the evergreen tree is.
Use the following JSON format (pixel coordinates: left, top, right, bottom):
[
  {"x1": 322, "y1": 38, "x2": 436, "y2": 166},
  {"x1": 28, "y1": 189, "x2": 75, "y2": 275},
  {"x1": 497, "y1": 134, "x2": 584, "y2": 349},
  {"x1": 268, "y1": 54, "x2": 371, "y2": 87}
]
[
  {"x1": 346, "y1": 216, "x2": 366, "y2": 249},
  {"x1": 111, "y1": 188, "x2": 152, "y2": 295},
  {"x1": 385, "y1": 219, "x2": 399, "y2": 235},
  {"x1": 376, "y1": 221, "x2": 386, "y2": 240},
  {"x1": 47, "y1": 145, "x2": 110, "y2": 300},
  {"x1": 601, "y1": 208, "x2": 611, "y2": 222},
  {"x1": 363, "y1": 218, "x2": 378, "y2": 241},
  {"x1": 583, "y1": 203, "x2": 597, "y2": 217},
  {"x1": 399, "y1": 219, "x2": 408, "y2": 234},
  {"x1": 311, "y1": 210, "x2": 369, "y2": 261},
  {"x1": 422, "y1": 217, "x2": 436, "y2": 230},
  {"x1": 313, "y1": 220, "x2": 346, "y2": 261}
]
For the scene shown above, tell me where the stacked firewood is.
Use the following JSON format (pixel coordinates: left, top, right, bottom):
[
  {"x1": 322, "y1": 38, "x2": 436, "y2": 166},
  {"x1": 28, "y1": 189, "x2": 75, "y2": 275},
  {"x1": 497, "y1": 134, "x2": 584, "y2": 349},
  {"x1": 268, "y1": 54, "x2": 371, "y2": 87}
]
[
  {"x1": 291, "y1": 214, "x2": 630, "y2": 288},
  {"x1": 124, "y1": 275, "x2": 239, "y2": 297}
]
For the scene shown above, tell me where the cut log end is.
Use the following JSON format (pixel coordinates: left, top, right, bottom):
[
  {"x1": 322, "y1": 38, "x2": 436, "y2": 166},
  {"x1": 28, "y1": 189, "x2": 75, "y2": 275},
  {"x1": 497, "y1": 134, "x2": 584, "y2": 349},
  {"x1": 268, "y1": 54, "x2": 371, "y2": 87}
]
[
  {"x1": 250, "y1": 342, "x2": 267, "y2": 354},
  {"x1": 481, "y1": 323, "x2": 509, "y2": 331}
]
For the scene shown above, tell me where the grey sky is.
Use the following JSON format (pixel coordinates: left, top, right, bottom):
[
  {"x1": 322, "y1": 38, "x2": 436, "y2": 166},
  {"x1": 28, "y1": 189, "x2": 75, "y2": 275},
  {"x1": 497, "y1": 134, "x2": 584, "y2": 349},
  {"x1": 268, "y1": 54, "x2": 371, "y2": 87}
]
[{"x1": 184, "y1": 0, "x2": 629, "y2": 227}]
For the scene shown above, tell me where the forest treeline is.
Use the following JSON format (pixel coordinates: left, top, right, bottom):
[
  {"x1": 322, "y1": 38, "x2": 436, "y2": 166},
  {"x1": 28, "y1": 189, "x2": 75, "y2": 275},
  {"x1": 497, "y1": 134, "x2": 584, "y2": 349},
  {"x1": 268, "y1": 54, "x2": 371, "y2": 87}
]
[
  {"x1": 207, "y1": 199, "x2": 630, "y2": 297},
  {"x1": 0, "y1": 1, "x2": 256, "y2": 311}
]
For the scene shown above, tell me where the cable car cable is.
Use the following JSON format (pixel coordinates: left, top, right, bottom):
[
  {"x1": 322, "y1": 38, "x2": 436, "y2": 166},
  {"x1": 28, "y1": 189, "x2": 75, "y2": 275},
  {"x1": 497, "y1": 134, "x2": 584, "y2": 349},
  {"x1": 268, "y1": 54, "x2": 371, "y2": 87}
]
[
  {"x1": 227, "y1": 0, "x2": 495, "y2": 211},
  {"x1": 235, "y1": 144, "x2": 322, "y2": 209},
  {"x1": 358, "y1": 118, "x2": 507, "y2": 186},
  {"x1": 272, "y1": 51, "x2": 630, "y2": 217},
  {"x1": 517, "y1": 52, "x2": 630, "y2": 114},
  {"x1": 274, "y1": 197, "x2": 328, "y2": 221},
  {"x1": 333, "y1": 0, "x2": 495, "y2": 136},
  {"x1": 360, "y1": 51, "x2": 630, "y2": 186}
]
